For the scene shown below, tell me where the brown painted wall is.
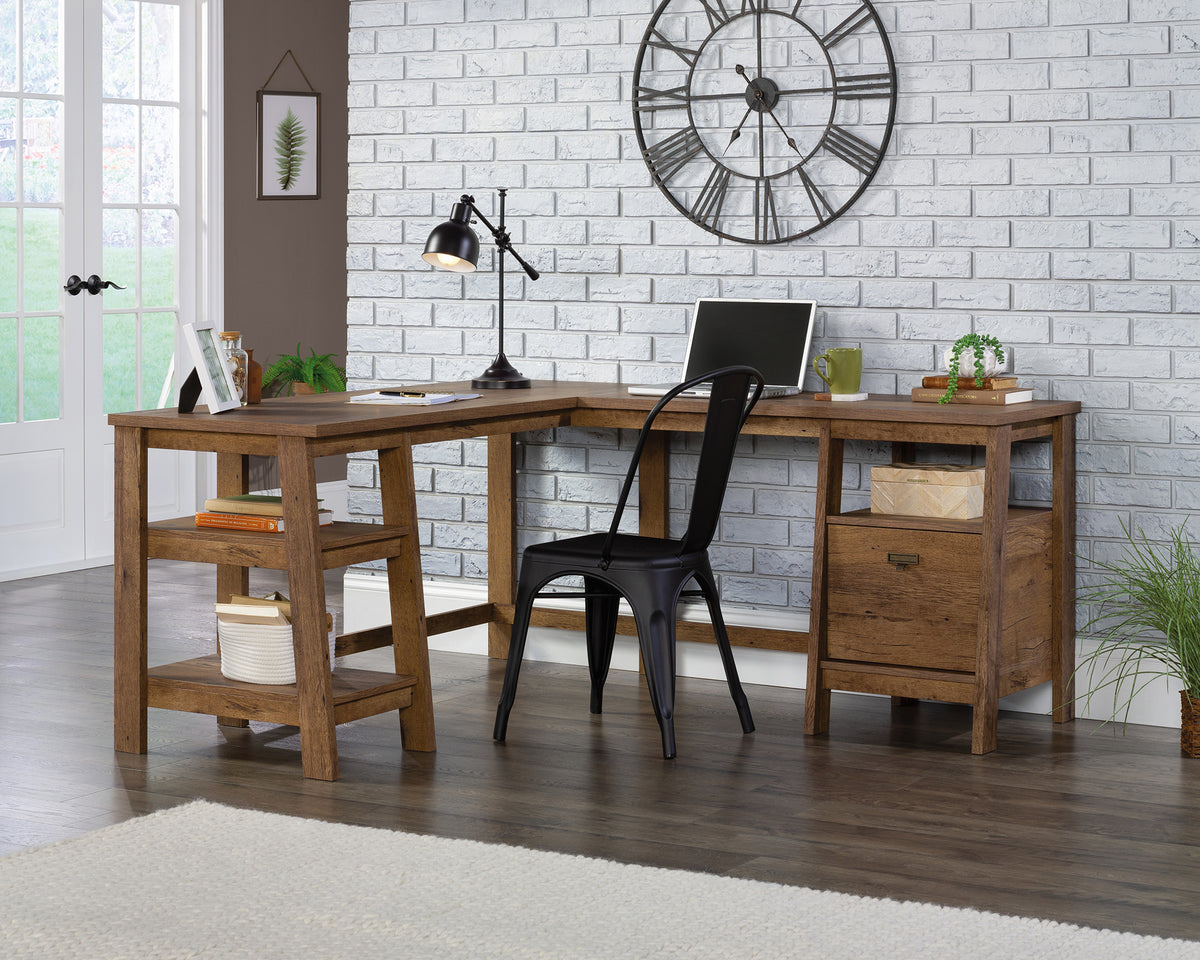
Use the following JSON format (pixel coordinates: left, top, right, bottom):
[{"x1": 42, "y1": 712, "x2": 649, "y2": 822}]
[{"x1": 223, "y1": 0, "x2": 348, "y2": 483}]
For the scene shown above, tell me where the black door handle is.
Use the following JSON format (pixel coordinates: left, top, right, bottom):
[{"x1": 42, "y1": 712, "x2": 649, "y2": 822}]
[{"x1": 64, "y1": 274, "x2": 126, "y2": 296}]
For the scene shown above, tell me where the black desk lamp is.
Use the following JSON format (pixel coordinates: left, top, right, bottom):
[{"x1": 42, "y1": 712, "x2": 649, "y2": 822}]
[{"x1": 422, "y1": 188, "x2": 539, "y2": 389}]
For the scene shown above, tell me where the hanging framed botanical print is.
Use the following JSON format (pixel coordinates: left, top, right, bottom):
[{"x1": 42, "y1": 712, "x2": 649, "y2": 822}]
[{"x1": 257, "y1": 90, "x2": 320, "y2": 200}]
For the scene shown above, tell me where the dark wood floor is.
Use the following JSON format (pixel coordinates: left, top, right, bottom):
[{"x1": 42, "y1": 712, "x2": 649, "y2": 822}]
[{"x1": 1, "y1": 561, "x2": 1198, "y2": 943}]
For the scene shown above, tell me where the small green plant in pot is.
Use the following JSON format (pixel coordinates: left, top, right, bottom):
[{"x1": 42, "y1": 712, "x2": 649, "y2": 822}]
[
  {"x1": 261, "y1": 343, "x2": 347, "y2": 397},
  {"x1": 939, "y1": 334, "x2": 1006, "y2": 404},
  {"x1": 1074, "y1": 519, "x2": 1200, "y2": 756}
]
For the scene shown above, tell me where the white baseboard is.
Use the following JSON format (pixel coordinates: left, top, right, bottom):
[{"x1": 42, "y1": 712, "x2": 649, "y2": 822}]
[{"x1": 342, "y1": 572, "x2": 1182, "y2": 729}]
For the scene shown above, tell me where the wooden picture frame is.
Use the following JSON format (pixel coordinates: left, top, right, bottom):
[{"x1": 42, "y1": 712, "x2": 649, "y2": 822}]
[
  {"x1": 181, "y1": 321, "x2": 241, "y2": 414},
  {"x1": 257, "y1": 90, "x2": 320, "y2": 199}
]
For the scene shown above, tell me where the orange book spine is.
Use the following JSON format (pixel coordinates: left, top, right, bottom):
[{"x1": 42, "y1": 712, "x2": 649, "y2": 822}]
[{"x1": 194, "y1": 512, "x2": 284, "y2": 532}]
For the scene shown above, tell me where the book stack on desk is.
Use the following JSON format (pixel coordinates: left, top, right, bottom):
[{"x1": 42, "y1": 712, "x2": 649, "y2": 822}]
[
  {"x1": 195, "y1": 494, "x2": 333, "y2": 532},
  {"x1": 911, "y1": 375, "x2": 1033, "y2": 405}
]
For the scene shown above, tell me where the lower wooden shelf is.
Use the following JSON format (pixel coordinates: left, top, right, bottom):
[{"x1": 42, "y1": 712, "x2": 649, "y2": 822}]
[{"x1": 147, "y1": 655, "x2": 417, "y2": 727}]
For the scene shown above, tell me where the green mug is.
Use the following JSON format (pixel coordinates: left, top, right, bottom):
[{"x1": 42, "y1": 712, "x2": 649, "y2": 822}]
[{"x1": 812, "y1": 347, "x2": 863, "y2": 394}]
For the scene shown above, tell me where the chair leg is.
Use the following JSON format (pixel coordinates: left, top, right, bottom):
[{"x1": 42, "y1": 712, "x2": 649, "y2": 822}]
[
  {"x1": 583, "y1": 578, "x2": 619, "y2": 714},
  {"x1": 493, "y1": 570, "x2": 540, "y2": 742},
  {"x1": 633, "y1": 603, "x2": 678, "y2": 759},
  {"x1": 696, "y1": 568, "x2": 754, "y2": 734}
]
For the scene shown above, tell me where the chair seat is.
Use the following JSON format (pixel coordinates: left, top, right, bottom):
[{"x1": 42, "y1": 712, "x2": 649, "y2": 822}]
[{"x1": 524, "y1": 533, "x2": 703, "y2": 572}]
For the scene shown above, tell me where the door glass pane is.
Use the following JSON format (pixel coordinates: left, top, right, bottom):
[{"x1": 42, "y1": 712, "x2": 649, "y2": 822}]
[
  {"x1": 23, "y1": 313, "x2": 59, "y2": 421},
  {"x1": 102, "y1": 313, "x2": 136, "y2": 414},
  {"x1": 102, "y1": 103, "x2": 138, "y2": 203},
  {"x1": 22, "y1": 97, "x2": 61, "y2": 203},
  {"x1": 22, "y1": 0, "x2": 62, "y2": 96},
  {"x1": 142, "y1": 3, "x2": 179, "y2": 102},
  {"x1": 0, "y1": 97, "x2": 16, "y2": 201},
  {"x1": 22, "y1": 206, "x2": 59, "y2": 313},
  {"x1": 141, "y1": 208, "x2": 174, "y2": 307},
  {"x1": 102, "y1": 207, "x2": 137, "y2": 309},
  {"x1": 103, "y1": 0, "x2": 139, "y2": 100},
  {"x1": 0, "y1": 0, "x2": 16, "y2": 91},
  {"x1": 0, "y1": 207, "x2": 15, "y2": 312},
  {"x1": 141, "y1": 104, "x2": 176, "y2": 203},
  {"x1": 143, "y1": 311, "x2": 176, "y2": 408},
  {"x1": 0, "y1": 317, "x2": 15, "y2": 423}
]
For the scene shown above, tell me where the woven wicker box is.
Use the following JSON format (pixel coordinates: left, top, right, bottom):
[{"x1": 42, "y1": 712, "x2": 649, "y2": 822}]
[{"x1": 870, "y1": 462, "x2": 985, "y2": 520}]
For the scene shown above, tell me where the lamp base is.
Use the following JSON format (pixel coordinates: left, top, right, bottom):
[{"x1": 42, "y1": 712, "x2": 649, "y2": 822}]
[{"x1": 472, "y1": 353, "x2": 530, "y2": 390}]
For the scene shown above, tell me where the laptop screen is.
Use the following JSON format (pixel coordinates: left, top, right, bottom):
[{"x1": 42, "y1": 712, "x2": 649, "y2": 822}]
[{"x1": 682, "y1": 298, "x2": 816, "y2": 386}]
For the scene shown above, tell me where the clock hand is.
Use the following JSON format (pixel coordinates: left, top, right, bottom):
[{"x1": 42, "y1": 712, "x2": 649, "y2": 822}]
[
  {"x1": 723, "y1": 106, "x2": 754, "y2": 155},
  {"x1": 734, "y1": 64, "x2": 804, "y2": 158}
]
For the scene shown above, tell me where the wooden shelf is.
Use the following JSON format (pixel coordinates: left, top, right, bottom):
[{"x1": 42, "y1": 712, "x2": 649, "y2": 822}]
[
  {"x1": 147, "y1": 655, "x2": 417, "y2": 727},
  {"x1": 147, "y1": 518, "x2": 412, "y2": 570},
  {"x1": 827, "y1": 506, "x2": 1051, "y2": 534}
]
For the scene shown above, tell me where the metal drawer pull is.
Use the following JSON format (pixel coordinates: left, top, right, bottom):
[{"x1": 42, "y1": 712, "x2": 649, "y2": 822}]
[{"x1": 887, "y1": 552, "x2": 919, "y2": 570}]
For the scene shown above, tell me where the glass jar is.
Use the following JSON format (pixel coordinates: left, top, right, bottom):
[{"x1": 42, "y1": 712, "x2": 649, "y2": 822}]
[{"x1": 219, "y1": 331, "x2": 248, "y2": 404}]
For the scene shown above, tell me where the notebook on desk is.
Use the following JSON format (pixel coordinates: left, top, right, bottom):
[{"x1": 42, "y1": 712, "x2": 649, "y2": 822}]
[{"x1": 627, "y1": 298, "x2": 817, "y2": 398}]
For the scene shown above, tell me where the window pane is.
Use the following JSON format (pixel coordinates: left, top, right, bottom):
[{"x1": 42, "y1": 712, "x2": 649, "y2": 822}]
[
  {"x1": 22, "y1": 206, "x2": 60, "y2": 313},
  {"x1": 103, "y1": 207, "x2": 138, "y2": 309},
  {"x1": 23, "y1": 313, "x2": 59, "y2": 421},
  {"x1": 0, "y1": 206, "x2": 15, "y2": 312},
  {"x1": 142, "y1": 3, "x2": 179, "y2": 102},
  {"x1": 23, "y1": 98, "x2": 62, "y2": 203},
  {"x1": 141, "y1": 208, "x2": 174, "y2": 307},
  {"x1": 102, "y1": 313, "x2": 137, "y2": 414},
  {"x1": 0, "y1": 97, "x2": 16, "y2": 202},
  {"x1": 103, "y1": 0, "x2": 139, "y2": 100},
  {"x1": 142, "y1": 311, "x2": 176, "y2": 408},
  {"x1": 103, "y1": 103, "x2": 138, "y2": 203},
  {"x1": 141, "y1": 105, "x2": 177, "y2": 203},
  {"x1": 0, "y1": 317, "x2": 15, "y2": 423},
  {"x1": 0, "y1": 0, "x2": 16, "y2": 92},
  {"x1": 22, "y1": 0, "x2": 62, "y2": 96}
]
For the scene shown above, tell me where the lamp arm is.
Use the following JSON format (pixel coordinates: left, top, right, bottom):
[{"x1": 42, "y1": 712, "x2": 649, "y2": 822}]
[{"x1": 458, "y1": 194, "x2": 540, "y2": 282}]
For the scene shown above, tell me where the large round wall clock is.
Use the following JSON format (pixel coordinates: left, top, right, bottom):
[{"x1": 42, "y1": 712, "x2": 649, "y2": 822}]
[{"x1": 632, "y1": 0, "x2": 897, "y2": 244}]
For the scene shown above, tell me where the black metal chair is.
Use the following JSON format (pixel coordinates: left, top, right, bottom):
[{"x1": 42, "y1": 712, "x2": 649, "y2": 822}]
[{"x1": 493, "y1": 365, "x2": 766, "y2": 758}]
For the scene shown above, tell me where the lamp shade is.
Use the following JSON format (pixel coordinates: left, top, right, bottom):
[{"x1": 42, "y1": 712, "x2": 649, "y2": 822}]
[{"x1": 422, "y1": 202, "x2": 479, "y2": 273}]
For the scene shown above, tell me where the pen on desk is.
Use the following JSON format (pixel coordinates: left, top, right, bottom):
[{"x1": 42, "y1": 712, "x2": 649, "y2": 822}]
[{"x1": 379, "y1": 388, "x2": 425, "y2": 397}]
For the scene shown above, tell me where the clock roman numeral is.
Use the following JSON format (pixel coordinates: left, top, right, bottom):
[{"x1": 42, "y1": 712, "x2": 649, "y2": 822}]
[
  {"x1": 837, "y1": 72, "x2": 894, "y2": 100},
  {"x1": 647, "y1": 27, "x2": 700, "y2": 68},
  {"x1": 823, "y1": 5, "x2": 873, "y2": 48},
  {"x1": 821, "y1": 125, "x2": 882, "y2": 176},
  {"x1": 798, "y1": 167, "x2": 834, "y2": 224},
  {"x1": 698, "y1": 0, "x2": 732, "y2": 30},
  {"x1": 754, "y1": 179, "x2": 782, "y2": 242},
  {"x1": 643, "y1": 128, "x2": 705, "y2": 183},
  {"x1": 634, "y1": 84, "x2": 690, "y2": 111},
  {"x1": 691, "y1": 167, "x2": 731, "y2": 229},
  {"x1": 790, "y1": 1, "x2": 804, "y2": 15}
]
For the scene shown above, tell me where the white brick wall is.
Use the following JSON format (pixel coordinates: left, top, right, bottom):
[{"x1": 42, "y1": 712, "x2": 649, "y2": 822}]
[{"x1": 346, "y1": 0, "x2": 1200, "y2": 620}]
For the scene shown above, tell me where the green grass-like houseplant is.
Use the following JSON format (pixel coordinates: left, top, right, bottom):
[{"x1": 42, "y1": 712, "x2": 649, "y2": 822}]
[
  {"x1": 261, "y1": 344, "x2": 347, "y2": 397},
  {"x1": 1074, "y1": 519, "x2": 1200, "y2": 755}
]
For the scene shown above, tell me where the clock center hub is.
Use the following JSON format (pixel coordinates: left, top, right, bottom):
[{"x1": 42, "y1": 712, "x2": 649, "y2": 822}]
[{"x1": 744, "y1": 77, "x2": 781, "y2": 113}]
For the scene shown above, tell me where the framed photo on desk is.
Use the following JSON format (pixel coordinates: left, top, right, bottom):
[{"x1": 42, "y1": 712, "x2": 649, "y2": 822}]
[{"x1": 181, "y1": 321, "x2": 241, "y2": 414}]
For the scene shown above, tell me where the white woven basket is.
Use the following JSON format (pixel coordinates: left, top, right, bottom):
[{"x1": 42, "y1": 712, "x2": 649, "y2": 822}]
[{"x1": 218, "y1": 620, "x2": 298, "y2": 684}]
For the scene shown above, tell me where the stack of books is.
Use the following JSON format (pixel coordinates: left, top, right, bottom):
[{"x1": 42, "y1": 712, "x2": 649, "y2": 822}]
[
  {"x1": 195, "y1": 493, "x2": 333, "y2": 532},
  {"x1": 911, "y1": 375, "x2": 1033, "y2": 405},
  {"x1": 214, "y1": 593, "x2": 334, "y2": 630}
]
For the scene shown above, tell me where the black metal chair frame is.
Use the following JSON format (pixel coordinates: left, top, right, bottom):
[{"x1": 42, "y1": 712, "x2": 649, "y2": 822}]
[{"x1": 493, "y1": 365, "x2": 766, "y2": 758}]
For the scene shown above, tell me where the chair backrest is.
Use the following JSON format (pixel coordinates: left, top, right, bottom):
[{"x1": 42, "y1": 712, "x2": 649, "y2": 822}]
[{"x1": 601, "y1": 366, "x2": 765, "y2": 566}]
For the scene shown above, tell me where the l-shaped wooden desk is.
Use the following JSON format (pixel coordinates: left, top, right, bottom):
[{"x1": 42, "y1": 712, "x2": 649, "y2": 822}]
[{"x1": 111, "y1": 382, "x2": 1079, "y2": 779}]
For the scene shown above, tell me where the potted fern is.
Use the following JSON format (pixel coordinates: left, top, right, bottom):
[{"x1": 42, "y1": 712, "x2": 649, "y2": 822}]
[
  {"x1": 261, "y1": 343, "x2": 347, "y2": 397},
  {"x1": 1074, "y1": 519, "x2": 1200, "y2": 756}
]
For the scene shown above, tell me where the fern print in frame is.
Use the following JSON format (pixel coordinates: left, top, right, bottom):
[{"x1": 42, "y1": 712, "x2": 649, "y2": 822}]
[{"x1": 257, "y1": 90, "x2": 321, "y2": 199}]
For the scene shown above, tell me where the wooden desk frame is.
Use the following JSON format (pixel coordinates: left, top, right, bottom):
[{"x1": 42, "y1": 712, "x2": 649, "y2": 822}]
[{"x1": 111, "y1": 384, "x2": 1078, "y2": 778}]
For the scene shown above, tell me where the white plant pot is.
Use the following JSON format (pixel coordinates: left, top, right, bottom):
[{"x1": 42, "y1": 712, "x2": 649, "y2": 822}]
[{"x1": 943, "y1": 346, "x2": 1004, "y2": 378}]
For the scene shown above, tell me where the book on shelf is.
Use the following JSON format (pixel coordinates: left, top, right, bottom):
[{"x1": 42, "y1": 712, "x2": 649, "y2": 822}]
[
  {"x1": 194, "y1": 509, "x2": 334, "y2": 532},
  {"x1": 911, "y1": 387, "x2": 1034, "y2": 405},
  {"x1": 214, "y1": 602, "x2": 290, "y2": 625},
  {"x1": 230, "y1": 594, "x2": 333, "y2": 630},
  {"x1": 202, "y1": 493, "x2": 323, "y2": 518},
  {"x1": 920, "y1": 376, "x2": 1019, "y2": 390}
]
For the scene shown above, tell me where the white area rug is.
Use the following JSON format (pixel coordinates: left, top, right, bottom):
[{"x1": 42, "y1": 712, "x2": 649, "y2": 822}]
[{"x1": 0, "y1": 801, "x2": 1195, "y2": 959}]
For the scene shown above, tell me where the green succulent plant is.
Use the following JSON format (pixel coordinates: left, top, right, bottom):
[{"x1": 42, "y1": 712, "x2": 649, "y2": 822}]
[
  {"x1": 939, "y1": 334, "x2": 1006, "y2": 404},
  {"x1": 261, "y1": 343, "x2": 347, "y2": 397}
]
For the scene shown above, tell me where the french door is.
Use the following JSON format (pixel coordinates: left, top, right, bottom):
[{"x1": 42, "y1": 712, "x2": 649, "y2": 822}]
[{"x1": 0, "y1": 0, "x2": 201, "y2": 578}]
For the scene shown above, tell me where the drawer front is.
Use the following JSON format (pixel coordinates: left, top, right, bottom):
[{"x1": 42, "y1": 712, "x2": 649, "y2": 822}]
[{"x1": 826, "y1": 525, "x2": 981, "y2": 672}]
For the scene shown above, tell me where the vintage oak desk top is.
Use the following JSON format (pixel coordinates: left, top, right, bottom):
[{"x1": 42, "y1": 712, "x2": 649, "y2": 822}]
[{"x1": 110, "y1": 383, "x2": 1079, "y2": 776}]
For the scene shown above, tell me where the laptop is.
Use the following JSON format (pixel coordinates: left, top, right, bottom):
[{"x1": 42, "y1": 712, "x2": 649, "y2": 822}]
[{"x1": 627, "y1": 298, "x2": 817, "y2": 399}]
